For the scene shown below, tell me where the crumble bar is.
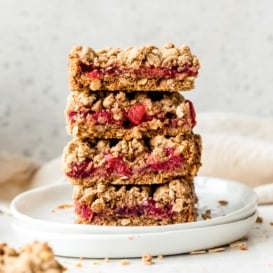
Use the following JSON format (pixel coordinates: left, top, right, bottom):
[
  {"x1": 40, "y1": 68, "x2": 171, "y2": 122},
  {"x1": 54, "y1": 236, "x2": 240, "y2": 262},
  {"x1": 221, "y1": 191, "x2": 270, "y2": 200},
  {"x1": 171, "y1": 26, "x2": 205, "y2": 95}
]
[
  {"x1": 0, "y1": 242, "x2": 65, "y2": 273},
  {"x1": 72, "y1": 177, "x2": 197, "y2": 225},
  {"x1": 66, "y1": 91, "x2": 196, "y2": 140},
  {"x1": 63, "y1": 134, "x2": 202, "y2": 186},
  {"x1": 69, "y1": 43, "x2": 200, "y2": 92}
]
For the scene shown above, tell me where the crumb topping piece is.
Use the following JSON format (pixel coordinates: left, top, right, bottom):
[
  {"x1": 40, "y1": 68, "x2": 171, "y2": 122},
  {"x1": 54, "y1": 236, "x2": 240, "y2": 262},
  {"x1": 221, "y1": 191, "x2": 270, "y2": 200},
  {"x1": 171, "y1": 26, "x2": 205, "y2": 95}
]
[
  {"x1": 256, "y1": 216, "x2": 263, "y2": 223},
  {"x1": 70, "y1": 43, "x2": 199, "y2": 70},
  {"x1": 0, "y1": 242, "x2": 66, "y2": 273}
]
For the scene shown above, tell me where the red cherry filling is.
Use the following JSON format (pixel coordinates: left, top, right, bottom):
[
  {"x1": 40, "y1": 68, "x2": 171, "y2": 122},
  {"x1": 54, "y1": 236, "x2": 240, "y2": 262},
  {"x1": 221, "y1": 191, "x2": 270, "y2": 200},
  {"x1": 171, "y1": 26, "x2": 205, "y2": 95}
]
[
  {"x1": 67, "y1": 150, "x2": 183, "y2": 179},
  {"x1": 68, "y1": 159, "x2": 94, "y2": 179},
  {"x1": 68, "y1": 111, "x2": 77, "y2": 122},
  {"x1": 115, "y1": 199, "x2": 175, "y2": 218},
  {"x1": 75, "y1": 199, "x2": 176, "y2": 221},
  {"x1": 68, "y1": 101, "x2": 193, "y2": 129},
  {"x1": 75, "y1": 202, "x2": 94, "y2": 220},
  {"x1": 68, "y1": 103, "x2": 154, "y2": 128},
  {"x1": 104, "y1": 156, "x2": 132, "y2": 177},
  {"x1": 149, "y1": 155, "x2": 183, "y2": 172},
  {"x1": 80, "y1": 64, "x2": 198, "y2": 79},
  {"x1": 91, "y1": 110, "x2": 113, "y2": 125},
  {"x1": 86, "y1": 71, "x2": 101, "y2": 79},
  {"x1": 67, "y1": 156, "x2": 132, "y2": 179}
]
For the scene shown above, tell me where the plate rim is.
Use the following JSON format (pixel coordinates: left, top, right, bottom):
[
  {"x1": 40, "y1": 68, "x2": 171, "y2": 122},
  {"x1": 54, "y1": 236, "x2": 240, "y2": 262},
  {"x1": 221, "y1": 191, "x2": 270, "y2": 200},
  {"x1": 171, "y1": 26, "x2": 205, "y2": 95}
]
[{"x1": 11, "y1": 211, "x2": 258, "y2": 258}]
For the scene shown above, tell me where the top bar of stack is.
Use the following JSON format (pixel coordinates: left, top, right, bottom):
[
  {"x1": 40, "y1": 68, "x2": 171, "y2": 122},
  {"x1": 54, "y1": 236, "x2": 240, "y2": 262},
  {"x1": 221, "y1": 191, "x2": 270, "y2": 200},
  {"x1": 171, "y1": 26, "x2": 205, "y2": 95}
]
[{"x1": 68, "y1": 43, "x2": 200, "y2": 92}]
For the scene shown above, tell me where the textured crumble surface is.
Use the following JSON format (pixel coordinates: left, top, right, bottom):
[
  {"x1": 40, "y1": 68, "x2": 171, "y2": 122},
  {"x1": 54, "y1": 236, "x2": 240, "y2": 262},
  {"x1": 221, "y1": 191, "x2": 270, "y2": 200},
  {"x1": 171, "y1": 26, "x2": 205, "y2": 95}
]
[
  {"x1": 64, "y1": 42, "x2": 201, "y2": 227},
  {"x1": 68, "y1": 43, "x2": 200, "y2": 92},
  {"x1": 72, "y1": 177, "x2": 197, "y2": 226},
  {"x1": 65, "y1": 91, "x2": 195, "y2": 140},
  {"x1": 63, "y1": 133, "x2": 202, "y2": 186},
  {"x1": 0, "y1": 242, "x2": 65, "y2": 273}
]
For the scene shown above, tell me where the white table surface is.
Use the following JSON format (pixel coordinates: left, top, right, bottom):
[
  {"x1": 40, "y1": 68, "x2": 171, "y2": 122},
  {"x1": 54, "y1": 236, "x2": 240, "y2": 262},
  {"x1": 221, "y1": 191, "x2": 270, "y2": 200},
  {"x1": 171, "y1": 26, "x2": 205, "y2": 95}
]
[{"x1": 1, "y1": 205, "x2": 273, "y2": 273}]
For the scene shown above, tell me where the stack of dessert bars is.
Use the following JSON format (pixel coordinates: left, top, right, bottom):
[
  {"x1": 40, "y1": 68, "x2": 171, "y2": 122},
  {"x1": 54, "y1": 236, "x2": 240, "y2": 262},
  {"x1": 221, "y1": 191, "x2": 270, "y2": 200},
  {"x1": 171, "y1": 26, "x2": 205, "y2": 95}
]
[{"x1": 63, "y1": 43, "x2": 202, "y2": 226}]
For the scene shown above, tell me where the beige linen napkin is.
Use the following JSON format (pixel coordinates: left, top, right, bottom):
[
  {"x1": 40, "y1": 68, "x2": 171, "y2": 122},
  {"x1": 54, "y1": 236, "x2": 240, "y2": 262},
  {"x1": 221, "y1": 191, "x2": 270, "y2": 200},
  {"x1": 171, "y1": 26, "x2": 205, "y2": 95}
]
[
  {"x1": 0, "y1": 152, "x2": 39, "y2": 211},
  {"x1": 195, "y1": 112, "x2": 273, "y2": 204},
  {"x1": 0, "y1": 112, "x2": 273, "y2": 211}
]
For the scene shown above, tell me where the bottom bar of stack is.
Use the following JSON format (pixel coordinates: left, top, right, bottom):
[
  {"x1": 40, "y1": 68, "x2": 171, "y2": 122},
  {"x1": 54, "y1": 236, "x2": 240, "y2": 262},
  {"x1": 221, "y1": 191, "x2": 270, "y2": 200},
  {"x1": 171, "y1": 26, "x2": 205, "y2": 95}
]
[{"x1": 72, "y1": 177, "x2": 197, "y2": 226}]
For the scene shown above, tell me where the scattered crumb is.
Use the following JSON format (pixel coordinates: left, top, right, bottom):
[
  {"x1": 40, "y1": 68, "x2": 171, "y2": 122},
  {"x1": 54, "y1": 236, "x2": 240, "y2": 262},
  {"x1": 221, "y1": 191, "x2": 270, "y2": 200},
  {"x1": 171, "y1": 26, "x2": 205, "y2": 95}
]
[
  {"x1": 201, "y1": 209, "x2": 211, "y2": 220},
  {"x1": 128, "y1": 236, "x2": 134, "y2": 240},
  {"x1": 104, "y1": 257, "x2": 110, "y2": 263},
  {"x1": 239, "y1": 243, "x2": 248, "y2": 251},
  {"x1": 208, "y1": 247, "x2": 225, "y2": 253},
  {"x1": 52, "y1": 204, "x2": 73, "y2": 213},
  {"x1": 256, "y1": 216, "x2": 263, "y2": 223},
  {"x1": 189, "y1": 238, "x2": 249, "y2": 256},
  {"x1": 57, "y1": 204, "x2": 74, "y2": 209},
  {"x1": 229, "y1": 241, "x2": 241, "y2": 248},
  {"x1": 92, "y1": 260, "x2": 101, "y2": 265},
  {"x1": 229, "y1": 239, "x2": 248, "y2": 249},
  {"x1": 269, "y1": 222, "x2": 273, "y2": 226},
  {"x1": 142, "y1": 254, "x2": 154, "y2": 265},
  {"x1": 218, "y1": 200, "x2": 228, "y2": 206},
  {"x1": 157, "y1": 255, "x2": 163, "y2": 260},
  {"x1": 120, "y1": 259, "x2": 130, "y2": 266},
  {"x1": 190, "y1": 250, "x2": 206, "y2": 255}
]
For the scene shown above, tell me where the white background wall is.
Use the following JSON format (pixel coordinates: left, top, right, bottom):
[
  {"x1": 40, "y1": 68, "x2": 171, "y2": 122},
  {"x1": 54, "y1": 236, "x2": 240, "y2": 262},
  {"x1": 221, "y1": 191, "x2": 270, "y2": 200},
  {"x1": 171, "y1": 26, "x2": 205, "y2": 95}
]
[{"x1": 0, "y1": 0, "x2": 272, "y2": 162}]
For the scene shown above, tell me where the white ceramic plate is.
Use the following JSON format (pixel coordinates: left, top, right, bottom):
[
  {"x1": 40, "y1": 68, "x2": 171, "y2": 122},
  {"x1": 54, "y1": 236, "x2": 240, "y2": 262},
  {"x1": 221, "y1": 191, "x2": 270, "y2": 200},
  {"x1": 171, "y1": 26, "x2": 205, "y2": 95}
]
[
  {"x1": 10, "y1": 176, "x2": 257, "y2": 235},
  {"x1": 10, "y1": 176, "x2": 257, "y2": 258},
  {"x1": 11, "y1": 211, "x2": 257, "y2": 258}
]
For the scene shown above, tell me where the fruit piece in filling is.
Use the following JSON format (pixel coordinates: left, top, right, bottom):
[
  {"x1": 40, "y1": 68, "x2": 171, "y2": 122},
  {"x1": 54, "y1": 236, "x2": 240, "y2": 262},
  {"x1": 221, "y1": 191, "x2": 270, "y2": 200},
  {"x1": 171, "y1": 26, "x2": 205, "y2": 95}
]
[{"x1": 66, "y1": 91, "x2": 196, "y2": 132}]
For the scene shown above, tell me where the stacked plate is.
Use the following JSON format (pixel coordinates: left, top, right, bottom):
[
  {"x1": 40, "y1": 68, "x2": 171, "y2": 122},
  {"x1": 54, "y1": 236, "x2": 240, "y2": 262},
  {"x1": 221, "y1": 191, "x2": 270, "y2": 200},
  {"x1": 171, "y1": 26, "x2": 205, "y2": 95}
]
[{"x1": 10, "y1": 176, "x2": 257, "y2": 258}]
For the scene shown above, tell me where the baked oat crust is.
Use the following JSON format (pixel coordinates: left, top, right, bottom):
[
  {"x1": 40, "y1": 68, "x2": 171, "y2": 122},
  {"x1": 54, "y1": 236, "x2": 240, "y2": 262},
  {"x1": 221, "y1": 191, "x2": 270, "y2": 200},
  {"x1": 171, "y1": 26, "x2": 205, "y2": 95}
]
[
  {"x1": 65, "y1": 91, "x2": 195, "y2": 140},
  {"x1": 68, "y1": 43, "x2": 200, "y2": 92},
  {"x1": 63, "y1": 134, "x2": 202, "y2": 186},
  {"x1": 73, "y1": 177, "x2": 197, "y2": 226}
]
